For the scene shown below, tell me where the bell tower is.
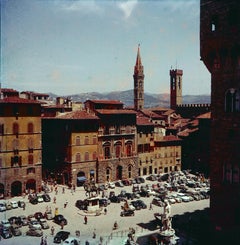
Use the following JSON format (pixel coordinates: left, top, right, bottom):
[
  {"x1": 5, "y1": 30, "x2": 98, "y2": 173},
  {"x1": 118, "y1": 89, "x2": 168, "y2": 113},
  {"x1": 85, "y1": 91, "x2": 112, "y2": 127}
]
[
  {"x1": 200, "y1": 0, "x2": 240, "y2": 235},
  {"x1": 133, "y1": 44, "x2": 144, "y2": 110},
  {"x1": 170, "y1": 69, "x2": 183, "y2": 109}
]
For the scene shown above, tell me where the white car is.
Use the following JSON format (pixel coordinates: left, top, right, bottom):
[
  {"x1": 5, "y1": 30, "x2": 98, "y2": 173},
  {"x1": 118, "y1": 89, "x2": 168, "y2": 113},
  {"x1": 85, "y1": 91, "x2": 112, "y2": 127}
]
[
  {"x1": 1, "y1": 219, "x2": 11, "y2": 228},
  {"x1": 63, "y1": 237, "x2": 81, "y2": 245},
  {"x1": 108, "y1": 182, "x2": 115, "y2": 189},
  {"x1": 29, "y1": 219, "x2": 42, "y2": 230},
  {"x1": 10, "y1": 200, "x2": 18, "y2": 209},
  {"x1": 37, "y1": 194, "x2": 44, "y2": 203},
  {"x1": 0, "y1": 202, "x2": 6, "y2": 212}
]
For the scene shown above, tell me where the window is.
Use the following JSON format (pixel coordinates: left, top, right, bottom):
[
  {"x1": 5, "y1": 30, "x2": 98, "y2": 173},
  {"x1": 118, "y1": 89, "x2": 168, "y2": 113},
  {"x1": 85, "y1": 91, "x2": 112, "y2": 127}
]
[
  {"x1": 0, "y1": 124, "x2": 4, "y2": 135},
  {"x1": 178, "y1": 77, "x2": 181, "y2": 89},
  {"x1": 126, "y1": 142, "x2": 132, "y2": 157},
  {"x1": 76, "y1": 153, "x2": 81, "y2": 162},
  {"x1": 84, "y1": 136, "x2": 89, "y2": 145},
  {"x1": 211, "y1": 15, "x2": 218, "y2": 31},
  {"x1": 76, "y1": 136, "x2": 80, "y2": 146},
  {"x1": 172, "y1": 78, "x2": 175, "y2": 90},
  {"x1": 106, "y1": 168, "x2": 110, "y2": 181},
  {"x1": 28, "y1": 155, "x2": 33, "y2": 165},
  {"x1": 27, "y1": 167, "x2": 35, "y2": 174},
  {"x1": 128, "y1": 165, "x2": 132, "y2": 178},
  {"x1": 85, "y1": 152, "x2": 89, "y2": 161},
  {"x1": 93, "y1": 135, "x2": 97, "y2": 144},
  {"x1": 28, "y1": 122, "x2": 34, "y2": 133},
  {"x1": 225, "y1": 88, "x2": 240, "y2": 112},
  {"x1": 13, "y1": 122, "x2": 19, "y2": 135},
  {"x1": 115, "y1": 142, "x2": 121, "y2": 158},
  {"x1": 103, "y1": 142, "x2": 111, "y2": 159},
  {"x1": 92, "y1": 151, "x2": 97, "y2": 160},
  {"x1": 28, "y1": 138, "x2": 34, "y2": 149}
]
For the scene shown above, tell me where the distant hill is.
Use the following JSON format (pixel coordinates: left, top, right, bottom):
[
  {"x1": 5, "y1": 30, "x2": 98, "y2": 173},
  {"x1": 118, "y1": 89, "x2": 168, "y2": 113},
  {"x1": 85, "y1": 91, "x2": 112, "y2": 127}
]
[{"x1": 48, "y1": 90, "x2": 210, "y2": 108}]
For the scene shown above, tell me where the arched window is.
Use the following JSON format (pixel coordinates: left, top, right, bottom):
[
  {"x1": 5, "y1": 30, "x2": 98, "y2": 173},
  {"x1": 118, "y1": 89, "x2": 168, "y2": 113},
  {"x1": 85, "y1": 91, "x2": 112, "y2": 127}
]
[
  {"x1": 84, "y1": 136, "x2": 89, "y2": 145},
  {"x1": 103, "y1": 142, "x2": 111, "y2": 159},
  {"x1": 28, "y1": 138, "x2": 34, "y2": 149},
  {"x1": 126, "y1": 141, "x2": 132, "y2": 157},
  {"x1": 93, "y1": 135, "x2": 97, "y2": 144},
  {"x1": 76, "y1": 153, "x2": 81, "y2": 162},
  {"x1": 13, "y1": 122, "x2": 19, "y2": 135},
  {"x1": 115, "y1": 142, "x2": 122, "y2": 158},
  {"x1": 225, "y1": 88, "x2": 240, "y2": 112},
  {"x1": 106, "y1": 168, "x2": 111, "y2": 181},
  {"x1": 92, "y1": 151, "x2": 97, "y2": 160},
  {"x1": 28, "y1": 122, "x2": 34, "y2": 133},
  {"x1": 85, "y1": 152, "x2": 89, "y2": 161},
  {"x1": 76, "y1": 136, "x2": 80, "y2": 146}
]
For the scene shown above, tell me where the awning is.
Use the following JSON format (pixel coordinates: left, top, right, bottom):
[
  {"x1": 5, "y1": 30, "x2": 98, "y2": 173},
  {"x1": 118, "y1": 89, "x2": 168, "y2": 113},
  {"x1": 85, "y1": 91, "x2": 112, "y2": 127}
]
[{"x1": 77, "y1": 176, "x2": 87, "y2": 182}]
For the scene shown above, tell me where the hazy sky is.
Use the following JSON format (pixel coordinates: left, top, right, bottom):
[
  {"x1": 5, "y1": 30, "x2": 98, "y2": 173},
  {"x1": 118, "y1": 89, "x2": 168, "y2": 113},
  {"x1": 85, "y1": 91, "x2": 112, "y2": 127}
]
[{"x1": 1, "y1": 0, "x2": 210, "y2": 96}]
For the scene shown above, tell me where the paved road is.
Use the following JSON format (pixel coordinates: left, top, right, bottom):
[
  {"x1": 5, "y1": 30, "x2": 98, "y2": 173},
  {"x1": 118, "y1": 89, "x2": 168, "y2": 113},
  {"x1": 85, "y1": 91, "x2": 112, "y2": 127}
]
[{"x1": 0, "y1": 179, "x2": 209, "y2": 245}]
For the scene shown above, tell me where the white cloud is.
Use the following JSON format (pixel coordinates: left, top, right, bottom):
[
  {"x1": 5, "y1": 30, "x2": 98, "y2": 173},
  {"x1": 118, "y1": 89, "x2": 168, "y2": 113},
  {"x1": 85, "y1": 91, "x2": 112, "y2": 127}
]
[
  {"x1": 117, "y1": 0, "x2": 138, "y2": 19},
  {"x1": 59, "y1": 0, "x2": 102, "y2": 14}
]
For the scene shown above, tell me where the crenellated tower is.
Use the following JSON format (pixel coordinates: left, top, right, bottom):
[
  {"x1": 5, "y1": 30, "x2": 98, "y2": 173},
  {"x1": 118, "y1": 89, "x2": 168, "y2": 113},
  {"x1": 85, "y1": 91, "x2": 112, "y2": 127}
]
[
  {"x1": 133, "y1": 44, "x2": 144, "y2": 110},
  {"x1": 200, "y1": 0, "x2": 240, "y2": 235},
  {"x1": 170, "y1": 69, "x2": 183, "y2": 109}
]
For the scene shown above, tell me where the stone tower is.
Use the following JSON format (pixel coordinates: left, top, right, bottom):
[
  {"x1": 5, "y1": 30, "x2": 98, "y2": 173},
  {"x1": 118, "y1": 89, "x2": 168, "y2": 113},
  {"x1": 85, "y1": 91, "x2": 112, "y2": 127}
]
[
  {"x1": 170, "y1": 69, "x2": 183, "y2": 109},
  {"x1": 200, "y1": 0, "x2": 240, "y2": 235},
  {"x1": 133, "y1": 44, "x2": 144, "y2": 110}
]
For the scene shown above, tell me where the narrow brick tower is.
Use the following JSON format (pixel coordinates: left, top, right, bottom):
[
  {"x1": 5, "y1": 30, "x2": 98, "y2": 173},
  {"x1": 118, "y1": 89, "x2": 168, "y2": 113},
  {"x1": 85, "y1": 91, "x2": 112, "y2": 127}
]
[
  {"x1": 133, "y1": 44, "x2": 144, "y2": 110},
  {"x1": 200, "y1": 0, "x2": 240, "y2": 237},
  {"x1": 170, "y1": 69, "x2": 183, "y2": 110}
]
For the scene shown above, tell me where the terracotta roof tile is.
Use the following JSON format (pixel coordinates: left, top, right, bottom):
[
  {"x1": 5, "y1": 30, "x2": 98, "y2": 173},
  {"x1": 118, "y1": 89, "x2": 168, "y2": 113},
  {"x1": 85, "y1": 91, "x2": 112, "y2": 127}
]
[
  {"x1": 95, "y1": 109, "x2": 136, "y2": 115},
  {"x1": 56, "y1": 110, "x2": 99, "y2": 120},
  {"x1": 85, "y1": 100, "x2": 123, "y2": 105},
  {"x1": 0, "y1": 97, "x2": 41, "y2": 104}
]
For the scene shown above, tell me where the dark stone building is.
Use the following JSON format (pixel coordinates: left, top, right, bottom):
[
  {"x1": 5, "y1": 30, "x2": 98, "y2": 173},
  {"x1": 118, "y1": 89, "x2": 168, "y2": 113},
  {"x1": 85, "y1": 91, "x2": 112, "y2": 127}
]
[{"x1": 200, "y1": 0, "x2": 240, "y2": 241}]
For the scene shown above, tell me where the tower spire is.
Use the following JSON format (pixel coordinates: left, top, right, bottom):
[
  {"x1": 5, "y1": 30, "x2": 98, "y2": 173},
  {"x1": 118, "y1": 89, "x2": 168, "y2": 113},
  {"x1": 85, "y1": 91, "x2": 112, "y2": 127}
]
[{"x1": 135, "y1": 44, "x2": 142, "y2": 72}]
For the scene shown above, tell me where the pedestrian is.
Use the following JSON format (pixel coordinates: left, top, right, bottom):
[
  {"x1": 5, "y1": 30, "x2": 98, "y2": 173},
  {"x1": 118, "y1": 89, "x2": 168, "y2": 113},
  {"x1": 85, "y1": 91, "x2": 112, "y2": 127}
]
[
  {"x1": 53, "y1": 196, "x2": 56, "y2": 204},
  {"x1": 104, "y1": 208, "x2": 107, "y2": 215},
  {"x1": 51, "y1": 226, "x2": 55, "y2": 235},
  {"x1": 22, "y1": 202, "x2": 26, "y2": 210},
  {"x1": 92, "y1": 229, "x2": 96, "y2": 239},
  {"x1": 149, "y1": 203, "x2": 153, "y2": 210},
  {"x1": 62, "y1": 187, "x2": 65, "y2": 194},
  {"x1": 85, "y1": 241, "x2": 89, "y2": 245},
  {"x1": 84, "y1": 215, "x2": 87, "y2": 224},
  {"x1": 60, "y1": 221, "x2": 64, "y2": 230},
  {"x1": 64, "y1": 201, "x2": 68, "y2": 208}
]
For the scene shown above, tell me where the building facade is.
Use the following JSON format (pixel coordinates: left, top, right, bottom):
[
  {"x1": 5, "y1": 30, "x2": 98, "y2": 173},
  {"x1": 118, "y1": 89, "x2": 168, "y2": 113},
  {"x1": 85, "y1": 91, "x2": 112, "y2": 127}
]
[
  {"x1": 134, "y1": 45, "x2": 145, "y2": 110},
  {"x1": 200, "y1": 0, "x2": 240, "y2": 235},
  {"x1": 0, "y1": 97, "x2": 42, "y2": 197}
]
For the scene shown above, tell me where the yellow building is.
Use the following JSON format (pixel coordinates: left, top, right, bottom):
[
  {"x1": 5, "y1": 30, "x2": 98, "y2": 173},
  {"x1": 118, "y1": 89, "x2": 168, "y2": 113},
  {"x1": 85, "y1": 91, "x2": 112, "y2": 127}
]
[{"x1": 0, "y1": 97, "x2": 42, "y2": 197}]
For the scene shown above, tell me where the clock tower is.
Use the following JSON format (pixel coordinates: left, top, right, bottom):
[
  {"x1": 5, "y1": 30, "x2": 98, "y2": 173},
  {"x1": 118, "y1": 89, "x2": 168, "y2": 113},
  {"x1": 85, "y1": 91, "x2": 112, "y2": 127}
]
[{"x1": 133, "y1": 44, "x2": 144, "y2": 110}]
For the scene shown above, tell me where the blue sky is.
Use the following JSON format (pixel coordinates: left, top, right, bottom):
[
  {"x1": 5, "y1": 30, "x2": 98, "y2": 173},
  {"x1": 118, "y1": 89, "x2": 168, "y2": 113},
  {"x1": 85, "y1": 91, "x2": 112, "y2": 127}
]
[{"x1": 1, "y1": 0, "x2": 210, "y2": 96}]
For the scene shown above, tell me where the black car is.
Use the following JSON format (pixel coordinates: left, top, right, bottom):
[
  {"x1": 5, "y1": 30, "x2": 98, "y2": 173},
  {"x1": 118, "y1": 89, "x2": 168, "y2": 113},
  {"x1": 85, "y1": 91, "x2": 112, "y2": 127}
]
[
  {"x1": 0, "y1": 227, "x2": 12, "y2": 239},
  {"x1": 109, "y1": 195, "x2": 121, "y2": 203},
  {"x1": 54, "y1": 215, "x2": 67, "y2": 225},
  {"x1": 8, "y1": 216, "x2": 21, "y2": 226},
  {"x1": 125, "y1": 192, "x2": 134, "y2": 200},
  {"x1": 29, "y1": 197, "x2": 38, "y2": 205},
  {"x1": 42, "y1": 194, "x2": 51, "y2": 202},
  {"x1": 53, "y1": 231, "x2": 70, "y2": 243},
  {"x1": 135, "y1": 200, "x2": 147, "y2": 209},
  {"x1": 131, "y1": 201, "x2": 141, "y2": 210},
  {"x1": 99, "y1": 198, "x2": 108, "y2": 207},
  {"x1": 34, "y1": 212, "x2": 44, "y2": 221},
  {"x1": 75, "y1": 200, "x2": 87, "y2": 210},
  {"x1": 139, "y1": 190, "x2": 150, "y2": 197},
  {"x1": 120, "y1": 210, "x2": 135, "y2": 217}
]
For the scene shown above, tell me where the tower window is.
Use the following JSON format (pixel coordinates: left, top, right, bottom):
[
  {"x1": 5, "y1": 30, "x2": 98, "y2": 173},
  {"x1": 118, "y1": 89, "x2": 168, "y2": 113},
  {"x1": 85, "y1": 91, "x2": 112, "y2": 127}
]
[
  {"x1": 211, "y1": 15, "x2": 218, "y2": 32},
  {"x1": 225, "y1": 88, "x2": 240, "y2": 112},
  {"x1": 178, "y1": 77, "x2": 181, "y2": 89}
]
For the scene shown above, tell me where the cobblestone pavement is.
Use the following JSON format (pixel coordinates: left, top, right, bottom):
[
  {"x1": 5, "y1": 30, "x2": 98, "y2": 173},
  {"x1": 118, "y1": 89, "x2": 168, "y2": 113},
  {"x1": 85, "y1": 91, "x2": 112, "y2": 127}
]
[{"x1": 0, "y1": 178, "x2": 209, "y2": 245}]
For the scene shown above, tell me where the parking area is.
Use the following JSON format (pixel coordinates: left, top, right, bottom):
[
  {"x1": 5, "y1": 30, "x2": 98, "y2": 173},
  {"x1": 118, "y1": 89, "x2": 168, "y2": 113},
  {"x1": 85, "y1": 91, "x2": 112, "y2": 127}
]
[{"x1": 0, "y1": 171, "x2": 210, "y2": 244}]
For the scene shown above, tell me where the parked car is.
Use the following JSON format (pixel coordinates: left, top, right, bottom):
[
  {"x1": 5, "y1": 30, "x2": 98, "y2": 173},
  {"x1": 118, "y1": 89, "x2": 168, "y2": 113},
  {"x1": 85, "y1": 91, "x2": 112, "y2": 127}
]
[
  {"x1": 109, "y1": 195, "x2": 121, "y2": 203},
  {"x1": 18, "y1": 215, "x2": 28, "y2": 226},
  {"x1": 1, "y1": 219, "x2": 11, "y2": 228},
  {"x1": 34, "y1": 212, "x2": 44, "y2": 221},
  {"x1": 152, "y1": 197, "x2": 164, "y2": 207},
  {"x1": 0, "y1": 227, "x2": 12, "y2": 239},
  {"x1": 10, "y1": 224, "x2": 22, "y2": 236},
  {"x1": 75, "y1": 200, "x2": 87, "y2": 210},
  {"x1": 29, "y1": 197, "x2": 38, "y2": 205},
  {"x1": 135, "y1": 200, "x2": 147, "y2": 209},
  {"x1": 17, "y1": 200, "x2": 25, "y2": 208},
  {"x1": 0, "y1": 202, "x2": 6, "y2": 212},
  {"x1": 44, "y1": 210, "x2": 53, "y2": 220},
  {"x1": 63, "y1": 237, "x2": 81, "y2": 245},
  {"x1": 54, "y1": 215, "x2": 67, "y2": 225},
  {"x1": 8, "y1": 216, "x2": 21, "y2": 226},
  {"x1": 132, "y1": 184, "x2": 140, "y2": 193},
  {"x1": 28, "y1": 219, "x2": 41, "y2": 230},
  {"x1": 42, "y1": 194, "x2": 51, "y2": 202},
  {"x1": 5, "y1": 201, "x2": 12, "y2": 210},
  {"x1": 122, "y1": 179, "x2": 131, "y2": 186},
  {"x1": 125, "y1": 192, "x2": 134, "y2": 200},
  {"x1": 53, "y1": 230, "x2": 70, "y2": 243},
  {"x1": 108, "y1": 182, "x2": 115, "y2": 189},
  {"x1": 115, "y1": 181, "x2": 124, "y2": 187},
  {"x1": 131, "y1": 200, "x2": 141, "y2": 210},
  {"x1": 39, "y1": 218, "x2": 49, "y2": 229},
  {"x1": 99, "y1": 198, "x2": 108, "y2": 207},
  {"x1": 26, "y1": 228, "x2": 43, "y2": 237},
  {"x1": 120, "y1": 210, "x2": 135, "y2": 217},
  {"x1": 37, "y1": 194, "x2": 44, "y2": 203},
  {"x1": 138, "y1": 177, "x2": 145, "y2": 183}
]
